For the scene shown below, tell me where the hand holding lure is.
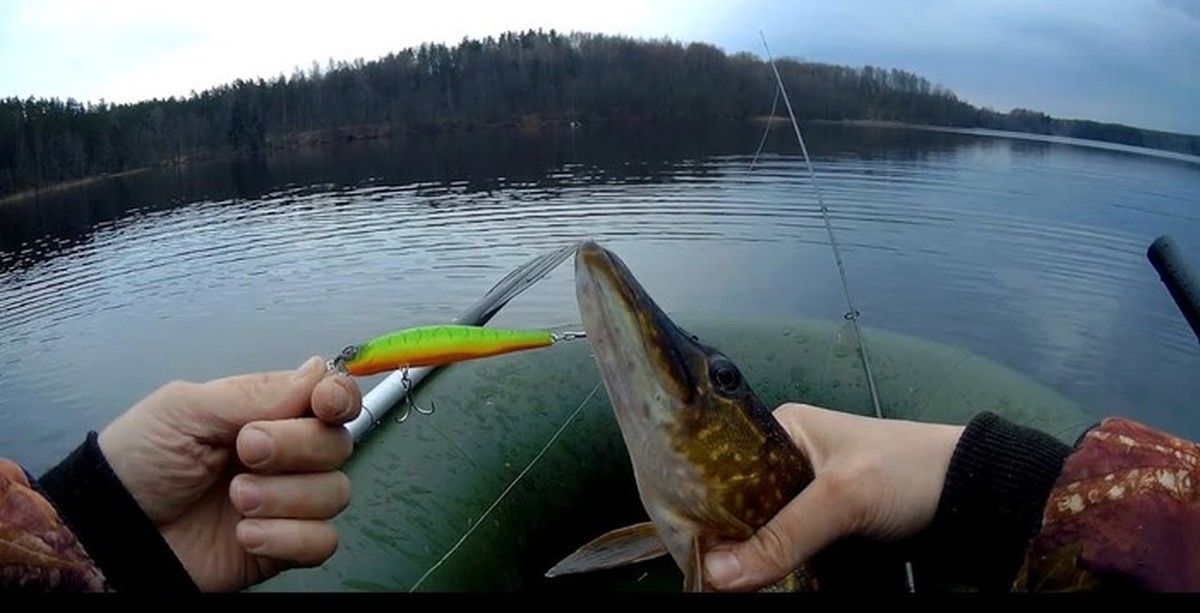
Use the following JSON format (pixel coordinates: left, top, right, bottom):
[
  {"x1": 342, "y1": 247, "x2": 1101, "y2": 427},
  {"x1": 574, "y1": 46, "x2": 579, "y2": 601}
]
[{"x1": 329, "y1": 324, "x2": 585, "y2": 377}]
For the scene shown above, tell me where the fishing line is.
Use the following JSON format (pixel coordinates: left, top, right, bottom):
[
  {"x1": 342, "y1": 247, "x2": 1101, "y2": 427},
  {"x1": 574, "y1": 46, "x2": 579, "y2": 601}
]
[
  {"x1": 760, "y1": 31, "x2": 907, "y2": 592},
  {"x1": 408, "y1": 381, "x2": 604, "y2": 592},
  {"x1": 758, "y1": 32, "x2": 884, "y2": 423},
  {"x1": 748, "y1": 84, "x2": 781, "y2": 172}
]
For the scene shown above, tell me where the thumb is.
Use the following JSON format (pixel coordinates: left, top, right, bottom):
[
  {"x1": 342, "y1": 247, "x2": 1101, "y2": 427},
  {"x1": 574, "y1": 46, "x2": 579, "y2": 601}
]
[
  {"x1": 186, "y1": 355, "x2": 328, "y2": 439},
  {"x1": 703, "y1": 475, "x2": 849, "y2": 591}
]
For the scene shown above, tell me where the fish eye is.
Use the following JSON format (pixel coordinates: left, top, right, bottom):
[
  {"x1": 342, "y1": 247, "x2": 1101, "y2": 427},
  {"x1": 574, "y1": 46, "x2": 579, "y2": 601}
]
[{"x1": 710, "y1": 358, "x2": 743, "y2": 393}]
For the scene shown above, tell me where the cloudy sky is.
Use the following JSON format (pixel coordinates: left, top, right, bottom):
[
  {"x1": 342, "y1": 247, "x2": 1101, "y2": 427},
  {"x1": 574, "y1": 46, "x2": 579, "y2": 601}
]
[{"x1": 0, "y1": 0, "x2": 1196, "y2": 134}]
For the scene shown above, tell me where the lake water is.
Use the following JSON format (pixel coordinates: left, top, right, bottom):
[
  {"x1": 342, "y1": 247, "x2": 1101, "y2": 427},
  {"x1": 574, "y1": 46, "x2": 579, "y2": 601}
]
[{"x1": 1, "y1": 122, "x2": 1198, "y2": 474}]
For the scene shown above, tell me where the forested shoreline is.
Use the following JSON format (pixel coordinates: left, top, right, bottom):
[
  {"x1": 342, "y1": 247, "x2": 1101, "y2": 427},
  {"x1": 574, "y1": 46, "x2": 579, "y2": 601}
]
[{"x1": 2, "y1": 30, "x2": 1196, "y2": 200}]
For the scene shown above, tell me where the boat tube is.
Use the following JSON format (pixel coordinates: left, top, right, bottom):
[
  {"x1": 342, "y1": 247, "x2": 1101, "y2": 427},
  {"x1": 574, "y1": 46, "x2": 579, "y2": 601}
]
[{"x1": 258, "y1": 315, "x2": 1094, "y2": 592}]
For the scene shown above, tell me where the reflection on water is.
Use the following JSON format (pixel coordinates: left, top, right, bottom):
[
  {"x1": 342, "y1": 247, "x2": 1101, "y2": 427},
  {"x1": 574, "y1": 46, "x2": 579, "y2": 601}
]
[{"x1": 1, "y1": 122, "x2": 1198, "y2": 472}]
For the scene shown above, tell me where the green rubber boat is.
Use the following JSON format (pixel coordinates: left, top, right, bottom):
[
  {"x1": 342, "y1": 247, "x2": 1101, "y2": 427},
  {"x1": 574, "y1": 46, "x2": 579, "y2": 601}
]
[{"x1": 257, "y1": 315, "x2": 1094, "y2": 592}]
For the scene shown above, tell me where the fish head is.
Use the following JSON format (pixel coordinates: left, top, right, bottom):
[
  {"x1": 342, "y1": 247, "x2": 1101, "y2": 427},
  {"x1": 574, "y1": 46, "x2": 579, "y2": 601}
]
[{"x1": 572, "y1": 240, "x2": 814, "y2": 590}]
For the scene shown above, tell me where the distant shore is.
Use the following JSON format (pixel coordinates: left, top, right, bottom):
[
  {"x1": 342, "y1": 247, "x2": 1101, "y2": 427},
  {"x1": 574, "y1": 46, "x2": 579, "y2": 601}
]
[
  {"x1": 5, "y1": 31, "x2": 1196, "y2": 205},
  {"x1": 749, "y1": 117, "x2": 1200, "y2": 164},
  {"x1": 0, "y1": 168, "x2": 152, "y2": 206},
  {"x1": 6, "y1": 115, "x2": 1196, "y2": 206},
  {"x1": 0, "y1": 116, "x2": 581, "y2": 205}
]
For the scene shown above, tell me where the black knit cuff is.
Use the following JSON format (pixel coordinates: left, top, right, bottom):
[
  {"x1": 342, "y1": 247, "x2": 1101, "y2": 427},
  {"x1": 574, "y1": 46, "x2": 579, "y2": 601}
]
[
  {"x1": 36, "y1": 431, "x2": 199, "y2": 593},
  {"x1": 916, "y1": 412, "x2": 1072, "y2": 592}
]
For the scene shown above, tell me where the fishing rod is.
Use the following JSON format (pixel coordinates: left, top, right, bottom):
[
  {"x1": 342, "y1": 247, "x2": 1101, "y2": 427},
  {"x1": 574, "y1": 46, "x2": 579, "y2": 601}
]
[
  {"x1": 757, "y1": 34, "x2": 885, "y2": 423},
  {"x1": 758, "y1": 31, "x2": 909, "y2": 592}
]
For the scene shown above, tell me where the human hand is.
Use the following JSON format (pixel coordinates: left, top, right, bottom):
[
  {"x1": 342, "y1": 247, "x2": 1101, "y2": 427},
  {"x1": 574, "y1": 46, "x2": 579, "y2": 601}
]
[
  {"x1": 703, "y1": 403, "x2": 965, "y2": 591},
  {"x1": 97, "y1": 356, "x2": 362, "y2": 592}
]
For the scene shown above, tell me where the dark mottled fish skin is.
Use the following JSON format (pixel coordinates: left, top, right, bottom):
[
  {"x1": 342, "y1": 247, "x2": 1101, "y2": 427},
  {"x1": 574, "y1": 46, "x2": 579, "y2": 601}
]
[{"x1": 573, "y1": 241, "x2": 817, "y2": 591}]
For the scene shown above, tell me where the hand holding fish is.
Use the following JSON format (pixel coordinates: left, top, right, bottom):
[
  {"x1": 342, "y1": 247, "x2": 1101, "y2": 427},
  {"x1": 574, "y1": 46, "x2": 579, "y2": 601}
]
[
  {"x1": 93, "y1": 355, "x2": 362, "y2": 591},
  {"x1": 702, "y1": 403, "x2": 965, "y2": 591}
]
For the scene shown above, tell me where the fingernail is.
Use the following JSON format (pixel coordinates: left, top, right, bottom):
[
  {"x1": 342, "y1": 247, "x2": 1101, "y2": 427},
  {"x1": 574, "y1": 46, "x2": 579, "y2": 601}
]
[
  {"x1": 233, "y1": 478, "x2": 263, "y2": 513},
  {"x1": 240, "y1": 427, "x2": 273, "y2": 467},
  {"x1": 704, "y1": 550, "x2": 743, "y2": 586},
  {"x1": 291, "y1": 356, "x2": 323, "y2": 381},
  {"x1": 238, "y1": 521, "x2": 266, "y2": 552}
]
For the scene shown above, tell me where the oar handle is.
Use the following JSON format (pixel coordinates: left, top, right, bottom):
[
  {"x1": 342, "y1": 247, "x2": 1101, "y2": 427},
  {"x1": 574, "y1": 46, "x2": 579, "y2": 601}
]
[{"x1": 1148, "y1": 234, "x2": 1200, "y2": 345}]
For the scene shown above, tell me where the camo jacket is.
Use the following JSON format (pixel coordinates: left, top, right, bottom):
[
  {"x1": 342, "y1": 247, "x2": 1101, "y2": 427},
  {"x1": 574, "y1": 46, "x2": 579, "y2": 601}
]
[
  {"x1": 1016, "y1": 416, "x2": 1200, "y2": 591},
  {"x1": 920, "y1": 412, "x2": 1200, "y2": 592},
  {"x1": 1, "y1": 432, "x2": 196, "y2": 592}
]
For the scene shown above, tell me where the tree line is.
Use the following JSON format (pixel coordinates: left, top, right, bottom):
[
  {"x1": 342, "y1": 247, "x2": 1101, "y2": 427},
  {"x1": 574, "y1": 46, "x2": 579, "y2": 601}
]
[{"x1": 1, "y1": 30, "x2": 1195, "y2": 198}]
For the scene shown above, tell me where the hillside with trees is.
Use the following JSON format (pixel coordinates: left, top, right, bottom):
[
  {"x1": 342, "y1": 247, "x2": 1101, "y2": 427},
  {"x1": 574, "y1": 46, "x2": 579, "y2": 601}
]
[{"x1": 1, "y1": 30, "x2": 1195, "y2": 198}]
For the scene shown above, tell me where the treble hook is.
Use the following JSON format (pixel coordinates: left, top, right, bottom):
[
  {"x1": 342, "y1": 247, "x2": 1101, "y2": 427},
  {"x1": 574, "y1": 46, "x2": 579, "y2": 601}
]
[{"x1": 395, "y1": 366, "x2": 436, "y2": 424}]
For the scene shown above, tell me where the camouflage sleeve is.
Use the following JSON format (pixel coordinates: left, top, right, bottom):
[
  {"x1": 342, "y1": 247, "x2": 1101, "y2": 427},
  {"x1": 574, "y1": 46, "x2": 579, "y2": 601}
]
[
  {"x1": 918, "y1": 412, "x2": 1200, "y2": 592},
  {"x1": 1016, "y1": 417, "x2": 1200, "y2": 591},
  {"x1": 0, "y1": 458, "x2": 109, "y2": 592},
  {"x1": 4, "y1": 431, "x2": 198, "y2": 593}
]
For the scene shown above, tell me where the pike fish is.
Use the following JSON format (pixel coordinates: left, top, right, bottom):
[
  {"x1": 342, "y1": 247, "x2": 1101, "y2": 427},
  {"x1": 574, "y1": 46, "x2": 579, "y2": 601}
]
[{"x1": 547, "y1": 241, "x2": 819, "y2": 592}]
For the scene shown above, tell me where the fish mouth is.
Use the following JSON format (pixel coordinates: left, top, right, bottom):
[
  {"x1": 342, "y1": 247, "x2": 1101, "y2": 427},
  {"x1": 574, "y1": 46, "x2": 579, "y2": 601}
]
[{"x1": 575, "y1": 241, "x2": 701, "y2": 430}]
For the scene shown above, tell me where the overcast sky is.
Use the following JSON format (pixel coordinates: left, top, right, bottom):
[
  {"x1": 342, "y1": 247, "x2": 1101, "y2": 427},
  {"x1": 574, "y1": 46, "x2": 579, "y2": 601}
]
[{"x1": 0, "y1": 0, "x2": 1196, "y2": 134}]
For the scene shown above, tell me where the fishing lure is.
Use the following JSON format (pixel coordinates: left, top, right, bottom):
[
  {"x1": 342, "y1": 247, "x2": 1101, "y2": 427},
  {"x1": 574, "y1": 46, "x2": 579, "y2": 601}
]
[{"x1": 329, "y1": 324, "x2": 584, "y2": 377}]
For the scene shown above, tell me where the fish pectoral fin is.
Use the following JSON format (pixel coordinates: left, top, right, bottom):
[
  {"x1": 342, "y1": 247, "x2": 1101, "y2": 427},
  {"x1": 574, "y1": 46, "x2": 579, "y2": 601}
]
[{"x1": 544, "y1": 521, "x2": 669, "y2": 578}]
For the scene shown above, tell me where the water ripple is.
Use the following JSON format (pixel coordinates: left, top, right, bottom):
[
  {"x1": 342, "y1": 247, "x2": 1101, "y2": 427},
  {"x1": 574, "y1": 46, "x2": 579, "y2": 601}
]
[{"x1": 2, "y1": 127, "x2": 1199, "y2": 472}]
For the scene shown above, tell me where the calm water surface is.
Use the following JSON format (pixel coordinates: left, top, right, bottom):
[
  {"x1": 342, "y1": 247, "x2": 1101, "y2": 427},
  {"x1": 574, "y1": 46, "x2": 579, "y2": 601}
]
[{"x1": 1, "y1": 122, "x2": 1198, "y2": 472}]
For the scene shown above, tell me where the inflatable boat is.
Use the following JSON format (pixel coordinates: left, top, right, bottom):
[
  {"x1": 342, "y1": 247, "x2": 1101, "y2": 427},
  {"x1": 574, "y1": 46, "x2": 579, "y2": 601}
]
[{"x1": 257, "y1": 314, "x2": 1094, "y2": 592}]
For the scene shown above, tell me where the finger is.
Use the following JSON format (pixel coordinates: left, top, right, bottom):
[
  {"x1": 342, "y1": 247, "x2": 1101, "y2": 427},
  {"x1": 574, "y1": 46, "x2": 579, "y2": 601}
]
[
  {"x1": 310, "y1": 374, "x2": 362, "y2": 425},
  {"x1": 236, "y1": 518, "x2": 338, "y2": 568},
  {"x1": 0, "y1": 458, "x2": 29, "y2": 486},
  {"x1": 184, "y1": 356, "x2": 330, "y2": 439},
  {"x1": 237, "y1": 418, "x2": 353, "y2": 473},
  {"x1": 230, "y1": 472, "x2": 351, "y2": 520},
  {"x1": 704, "y1": 472, "x2": 860, "y2": 591}
]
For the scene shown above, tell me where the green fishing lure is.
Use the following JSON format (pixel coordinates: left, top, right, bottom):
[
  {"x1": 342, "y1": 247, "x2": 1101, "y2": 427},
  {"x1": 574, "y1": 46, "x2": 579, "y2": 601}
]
[{"x1": 331, "y1": 324, "x2": 581, "y2": 376}]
